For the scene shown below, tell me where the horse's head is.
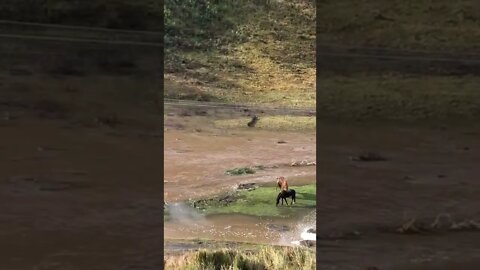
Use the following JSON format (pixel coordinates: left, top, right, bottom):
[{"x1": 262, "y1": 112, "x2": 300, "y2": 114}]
[{"x1": 276, "y1": 176, "x2": 283, "y2": 189}]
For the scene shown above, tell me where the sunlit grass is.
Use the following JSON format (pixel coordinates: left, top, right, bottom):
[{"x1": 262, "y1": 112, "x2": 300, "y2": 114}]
[
  {"x1": 164, "y1": 0, "x2": 315, "y2": 108},
  {"x1": 164, "y1": 245, "x2": 316, "y2": 270},
  {"x1": 193, "y1": 184, "x2": 316, "y2": 217}
]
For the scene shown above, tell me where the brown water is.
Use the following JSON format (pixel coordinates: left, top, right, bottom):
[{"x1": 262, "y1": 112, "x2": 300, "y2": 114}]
[
  {"x1": 163, "y1": 114, "x2": 317, "y2": 244},
  {"x1": 165, "y1": 210, "x2": 316, "y2": 245},
  {"x1": 164, "y1": 117, "x2": 480, "y2": 269}
]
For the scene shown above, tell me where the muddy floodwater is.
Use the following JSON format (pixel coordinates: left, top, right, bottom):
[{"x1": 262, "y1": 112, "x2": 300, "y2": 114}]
[
  {"x1": 165, "y1": 113, "x2": 480, "y2": 270},
  {"x1": 164, "y1": 112, "x2": 317, "y2": 246}
]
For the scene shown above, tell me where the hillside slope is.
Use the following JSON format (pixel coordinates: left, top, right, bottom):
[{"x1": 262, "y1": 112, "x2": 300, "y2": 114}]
[
  {"x1": 318, "y1": 0, "x2": 480, "y2": 124},
  {"x1": 164, "y1": 0, "x2": 316, "y2": 108},
  {"x1": 318, "y1": 0, "x2": 480, "y2": 52}
]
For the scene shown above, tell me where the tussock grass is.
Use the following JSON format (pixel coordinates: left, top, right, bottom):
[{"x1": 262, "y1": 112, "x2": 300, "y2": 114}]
[
  {"x1": 164, "y1": 246, "x2": 316, "y2": 270},
  {"x1": 214, "y1": 116, "x2": 316, "y2": 131}
]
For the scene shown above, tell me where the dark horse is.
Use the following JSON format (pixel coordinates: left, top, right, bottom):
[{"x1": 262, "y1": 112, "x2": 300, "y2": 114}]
[{"x1": 276, "y1": 189, "x2": 296, "y2": 206}]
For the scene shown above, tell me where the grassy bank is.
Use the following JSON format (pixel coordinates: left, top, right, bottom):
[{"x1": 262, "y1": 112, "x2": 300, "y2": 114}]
[
  {"x1": 192, "y1": 184, "x2": 316, "y2": 218},
  {"x1": 318, "y1": 74, "x2": 480, "y2": 123},
  {"x1": 164, "y1": 0, "x2": 315, "y2": 107},
  {"x1": 164, "y1": 246, "x2": 316, "y2": 270}
]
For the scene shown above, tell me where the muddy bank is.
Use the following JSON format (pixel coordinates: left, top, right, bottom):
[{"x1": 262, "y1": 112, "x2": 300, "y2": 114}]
[{"x1": 164, "y1": 123, "x2": 316, "y2": 202}]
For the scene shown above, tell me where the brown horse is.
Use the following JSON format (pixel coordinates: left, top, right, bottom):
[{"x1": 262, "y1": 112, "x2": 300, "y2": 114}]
[{"x1": 276, "y1": 176, "x2": 289, "y2": 192}]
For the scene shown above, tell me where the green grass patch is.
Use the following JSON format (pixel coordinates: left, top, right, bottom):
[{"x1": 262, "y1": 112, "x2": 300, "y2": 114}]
[
  {"x1": 165, "y1": 245, "x2": 316, "y2": 270},
  {"x1": 214, "y1": 116, "x2": 316, "y2": 131},
  {"x1": 225, "y1": 167, "x2": 256, "y2": 176},
  {"x1": 193, "y1": 184, "x2": 316, "y2": 218}
]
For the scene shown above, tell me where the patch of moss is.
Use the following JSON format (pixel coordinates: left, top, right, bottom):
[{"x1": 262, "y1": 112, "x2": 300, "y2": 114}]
[{"x1": 194, "y1": 184, "x2": 316, "y2": 217}]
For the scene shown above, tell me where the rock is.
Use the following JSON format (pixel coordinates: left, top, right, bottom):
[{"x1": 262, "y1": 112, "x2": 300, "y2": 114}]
[{"x1": 277, "y1": 140, "x2": 287, "y2": 144}]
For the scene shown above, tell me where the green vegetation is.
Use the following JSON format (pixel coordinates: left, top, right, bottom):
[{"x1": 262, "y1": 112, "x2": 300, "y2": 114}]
[
  {"x1": 164, "y1": 246, "x2": 316, "y2": 270},
  {"x1": 225, "y1": 167, "x2": 257, "y2": 176},
  {"x1": 318, "y1": 0, "x2": 480, "y2": 51},
  {"x1": 164, "y1": 0, "x2": 315, "y2": 108},
  {"x1": 193, "y1": 184, "x2": 316, "y2": 217}
]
